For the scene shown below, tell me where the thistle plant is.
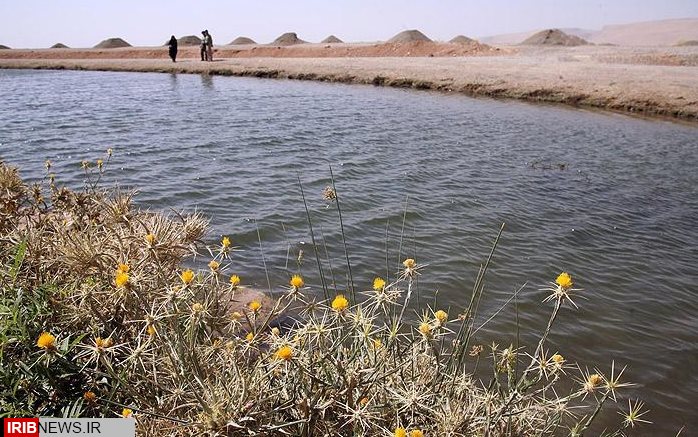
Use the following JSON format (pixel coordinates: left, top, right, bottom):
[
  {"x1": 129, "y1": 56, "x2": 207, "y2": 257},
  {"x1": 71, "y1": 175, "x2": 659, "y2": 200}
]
[{"x1": 0, "y1": 157, "x2": 649, "y2": 436}]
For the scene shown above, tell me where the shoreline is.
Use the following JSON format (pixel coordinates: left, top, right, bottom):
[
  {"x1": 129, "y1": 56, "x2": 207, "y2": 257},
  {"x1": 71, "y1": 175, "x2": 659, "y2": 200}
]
[{"x1": 2, "y1": 45, "x2": 698, "y2": 122}]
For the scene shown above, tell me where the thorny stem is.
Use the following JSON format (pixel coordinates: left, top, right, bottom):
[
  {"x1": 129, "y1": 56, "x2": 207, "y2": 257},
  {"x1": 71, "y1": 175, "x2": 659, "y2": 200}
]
[
  {"x1": 329, "y1": 165, "x2": 355, "y2": 301},
  {"x1": 529, "y1": 297, "x2": 563, "y2": 372},
  {"x1": 578, "y1": 392, "x2": 610, "y2": 436},
  {"x1": 297, "y1": 174, "x2": 329, "y2": 302},
  {"x1": 255, "y1": 219, "x2": 272, "y2": 295}
]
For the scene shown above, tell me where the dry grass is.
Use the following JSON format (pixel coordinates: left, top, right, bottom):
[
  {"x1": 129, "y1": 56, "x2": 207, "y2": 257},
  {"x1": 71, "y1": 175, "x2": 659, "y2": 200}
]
[{"x1": 0, "y1": 155, "x2": 649, "y2": 436}]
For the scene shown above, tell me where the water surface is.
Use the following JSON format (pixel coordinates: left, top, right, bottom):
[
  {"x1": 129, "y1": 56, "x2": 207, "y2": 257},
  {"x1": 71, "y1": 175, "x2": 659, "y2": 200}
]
[{"x1": 1, "y1": 69, "x2": 697, "y2": 434}]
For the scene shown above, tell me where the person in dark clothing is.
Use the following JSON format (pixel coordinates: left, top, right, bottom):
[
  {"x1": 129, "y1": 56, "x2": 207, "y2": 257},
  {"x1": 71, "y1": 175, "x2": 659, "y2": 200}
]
[
  {"x1": 167, "y1": 35, "x2": 178, "y2": 62},
  {"x1": 200, "y1": 30, "x2": 208, "y2": 61},
  {"x1": 205, "y1": 30, "x2": 213, "y2": 62}
]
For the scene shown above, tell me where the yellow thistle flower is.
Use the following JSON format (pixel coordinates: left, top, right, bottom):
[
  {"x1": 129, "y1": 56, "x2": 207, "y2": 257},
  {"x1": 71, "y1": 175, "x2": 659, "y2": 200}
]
[
  {"x1": 192, "y1": 302, "x2": 204, "y2": 313},
  {"x1": 435, "y1": 310, "x2": 448, "y2": 325},
  {"x1": 222, "y1": 236, "x2": 231, "y2": 248},
  {"x1": 83, "y1": 391, "x2": 97, "y2": 403},
  {"x1": 552, "y1": 354, "x2": 565, "y2": 366},
  {"x1": 95, "y1": 337, "x2": 113, "y2": 349},
  {"x1": 403, "y1": 258, "x2": 416, "y2": 269},
  {"x1": 245, "y1": 332, "x2": 254, "y2": 342},
  {"x1": 122, "y1": 408, "x2": 133, "y2": 418},
  {"x1": 117, "y1": 263, "x2": 129, "y2": 273},
  {"x1": 230, "y1": 275, "x2": 241, "y2": 287},
  {"x1": 107, "y1": 148, "x2": 113, "y2": 157},
  {"x1": 584, "y1": 373, "x2": 603, "y2": 392},
  {"x1": 81, "y1": 160, "x2": 89, "y2": 169},
  {"x1": 180, "y1": 269, "x2": 194, "y2": 285},
  {"x1": 208, "y1": 260, "x2": 220, "y2": 272},
  {"x1": 419, "y1": 322, "x2": 432, "y2": 337},
  {"x1": 271, "y1": 327, "x2": 280, "y2": 336},
  {"x1": 115, "y1": 271, "x2": 129, "y2": 288},
  {"x1": 556, "y1": 272, "x2": 573, "y2": 289},
  {"x1": 290, "y1": 274, "x2": 304, "y2": 289},
  {"x1": 248, "y1": 300, "x2": 262, "y2": 312},
  {"x1": 145, "y1": 233, "x2": 156, "y2": 246},
  {"x1": 275, "y1": 345, "x2": 293, "y2": 361},
  {"x1": 395, "y1": 428, "x2": 407, "y2": 437},
  {"x1": 231, "y1": 311, "x2": 243, "y2": 321},
  {"x1": 411, "y1": 430, "x2": 424, "y2": 437},
  {"x1": 96, "y1": 159, "x2": 104, "y2": 169},
  {"x1": 147, "y1": 324, "x2": 156, "y2": 336},
  {"x1": 331, "y1": 294, "x2": 349, "y2": 312},
  {"x1": 373, "y1": 277, "x2": 386, "y2": 291},
  {"x1": 372, "y1": 338, "x2": 382, "y2": 349},
  {"x1": 37, "y1": 331, "x2": 56, "y2": 350}
]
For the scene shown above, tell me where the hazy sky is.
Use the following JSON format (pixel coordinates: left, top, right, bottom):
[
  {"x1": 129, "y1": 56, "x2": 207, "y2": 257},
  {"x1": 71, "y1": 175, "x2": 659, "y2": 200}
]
[{"x1": 1, "y1": 0, "x2": 697, "y2": 48}]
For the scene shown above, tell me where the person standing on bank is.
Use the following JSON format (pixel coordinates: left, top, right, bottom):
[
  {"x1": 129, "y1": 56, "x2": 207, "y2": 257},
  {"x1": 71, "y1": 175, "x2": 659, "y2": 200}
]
[
  {"x1": 204, "y1": 30, "x2": 213, "y2": 61},
  {"x1": 167, "y1": 35, "x2": 178, "y2": 62},
  {"x1": 200, "y1": 30, "x2": 208, "y2": 61}
]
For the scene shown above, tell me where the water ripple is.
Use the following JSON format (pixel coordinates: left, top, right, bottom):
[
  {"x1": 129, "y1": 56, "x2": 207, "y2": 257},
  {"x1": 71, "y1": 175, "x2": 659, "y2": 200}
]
[{"x1": 1, "y1": 69, "x2": 697, "y2": 435}]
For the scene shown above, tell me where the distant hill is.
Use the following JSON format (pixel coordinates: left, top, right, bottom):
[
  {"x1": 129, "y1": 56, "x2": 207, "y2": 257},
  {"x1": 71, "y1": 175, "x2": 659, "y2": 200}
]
[
  {"x1": 481, "y1": 30, "x2": 539, "y2": 45},
  {"x1": 590, "y1": 18, "x2": 698, "y2": 46},
  {"x1": 482, "y1": 18, "x2": 698, "y2": 47},
  {"x1": 51, "y1": 43, "x2": 69, "y2": 49},
  {"x1": 0, "y1": 44, "x2": 11, "y2": 49}
]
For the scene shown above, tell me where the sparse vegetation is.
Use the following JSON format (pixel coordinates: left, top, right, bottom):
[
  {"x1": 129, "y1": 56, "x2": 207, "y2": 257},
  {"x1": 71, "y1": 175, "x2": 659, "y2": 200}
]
[{"x1": 0, "y1": 154, "x2": 648, "y2": 435}]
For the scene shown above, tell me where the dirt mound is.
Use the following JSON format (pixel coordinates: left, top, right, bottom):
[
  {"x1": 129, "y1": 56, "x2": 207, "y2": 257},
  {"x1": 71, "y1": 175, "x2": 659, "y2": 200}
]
[
  {"x1": 675, "y1": 39, "x2": 698, "y2": 46},
  {"x1": 321, "y1": 35, "x2": 343, "y2": 44},
  {"x1": 521, "y1": 29, "x2": 589, "y2": 46},
  {"x1": 0, "y1": 45, "x2": 10, "y2": 50},
  {"x1": 521, "y1": 29, "x2": 588, "y2": 46},
  {"x1": 229, "y1": 36, "x2": 256, "y2": 45},
  {"x1": 388, "y1": 30, "x2": 431, "y2": 43},
  {"x1": 94, "y1": 38, "x2": 131, "y2": 49},
  {"x1": 50, "y1": 43, "x2": 69, "y2": 49},
  {"x1": 450, "y1": 35, "x2": 478, "y2": 45},
  {"x1": 271, "y1": 32, "x2": 306, "y2": 46},
  {"x1": 173, "y1": 35, "x2": 202, "y2": 46}
]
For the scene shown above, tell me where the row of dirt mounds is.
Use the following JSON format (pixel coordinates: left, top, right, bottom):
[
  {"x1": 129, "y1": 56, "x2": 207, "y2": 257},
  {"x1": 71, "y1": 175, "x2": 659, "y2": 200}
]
[
  {"x1": 229, "y1": 36, "x2": 256, "y2": 45},
  {"x1": 221, "y1": 39, "x2": 498, "y2": 58},
  {"x1": 1, "y1": 30, "x2": 483, "y2": 50},
  {"x1": 50, "y1": 43, "x2": 69, "y2": 49},
  {"x1": 93, "y1": 38, "x2": 131, "y2": 49},
  {"x1": 521, "y1": 29, "x2": 589, "y2": 46},
  {"x1": 321, "y1": 35, "x2": 343, "y2": 44},
  {"x1": 0, "y1": 29, "x2": 492, "y2": 56}
]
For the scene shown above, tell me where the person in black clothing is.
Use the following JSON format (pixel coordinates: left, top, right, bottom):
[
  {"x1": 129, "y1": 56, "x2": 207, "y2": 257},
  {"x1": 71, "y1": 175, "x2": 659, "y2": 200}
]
[{"x1": 167, "y1": 35, "x2": 178, "y2": 62}]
